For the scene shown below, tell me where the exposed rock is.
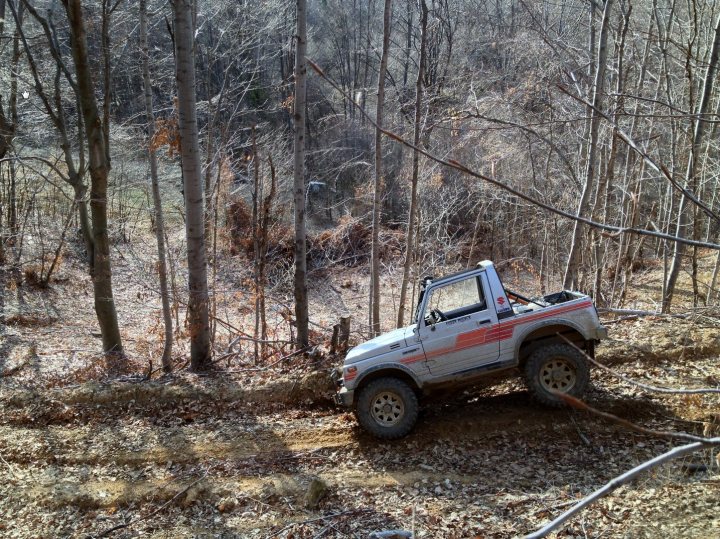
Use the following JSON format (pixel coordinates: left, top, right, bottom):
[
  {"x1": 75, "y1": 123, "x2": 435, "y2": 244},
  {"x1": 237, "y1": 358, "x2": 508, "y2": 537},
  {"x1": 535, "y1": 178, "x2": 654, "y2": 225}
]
[
  {"x1": 303, "y1": 476, "x2": 328, "y2": 509},
  {"x1": 369, "y1": 531, "x2": 413, "y2": 539}
]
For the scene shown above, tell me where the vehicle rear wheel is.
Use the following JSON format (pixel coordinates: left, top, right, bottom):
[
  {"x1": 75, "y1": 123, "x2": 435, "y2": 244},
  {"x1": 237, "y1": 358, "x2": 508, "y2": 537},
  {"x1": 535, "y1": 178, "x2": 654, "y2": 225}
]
[
  {"x1": 355, "y1": 377, "x2": 419, "y2": 439},
  {"x1": 524, "y1": 343, "x2": 589, "y2": 406}
]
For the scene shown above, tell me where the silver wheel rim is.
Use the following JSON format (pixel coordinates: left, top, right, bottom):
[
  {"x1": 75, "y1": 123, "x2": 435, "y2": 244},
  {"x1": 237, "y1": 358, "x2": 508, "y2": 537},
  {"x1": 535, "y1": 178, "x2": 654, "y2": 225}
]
[
  {"x1": 370, "y1": 390, "x2": 405, "y2": 427},
  {"x1": 539, "y1": 358, "x2": 577, "y2": 393}
]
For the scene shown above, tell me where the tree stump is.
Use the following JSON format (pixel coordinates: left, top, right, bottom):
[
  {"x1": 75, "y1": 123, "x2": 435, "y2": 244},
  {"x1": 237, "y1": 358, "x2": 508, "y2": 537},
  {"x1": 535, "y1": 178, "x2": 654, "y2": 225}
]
[{"x1": 338, "y1": 315, "x2": 351, "y2": 352}]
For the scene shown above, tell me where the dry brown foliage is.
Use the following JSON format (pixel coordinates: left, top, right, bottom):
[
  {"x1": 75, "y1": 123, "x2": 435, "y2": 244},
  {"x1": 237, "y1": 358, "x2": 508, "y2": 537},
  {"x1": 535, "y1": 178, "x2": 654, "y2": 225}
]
[
  {"x1": 149, "y1": 117, "x2": 180, "y2": 156},
  {"x1": 227, "y1": 203, "x2": 404, "y2": 270}
]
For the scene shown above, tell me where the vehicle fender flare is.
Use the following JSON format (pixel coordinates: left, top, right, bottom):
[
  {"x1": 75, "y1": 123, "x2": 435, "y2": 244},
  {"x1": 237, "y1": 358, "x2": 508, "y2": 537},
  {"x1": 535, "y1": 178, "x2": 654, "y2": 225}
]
[
  {"x1": 513, "y1": 318, "x2": 590, "y2": 360},
  {"x1": 353, "y1": 363, "x2": 423, "y2": 392}
]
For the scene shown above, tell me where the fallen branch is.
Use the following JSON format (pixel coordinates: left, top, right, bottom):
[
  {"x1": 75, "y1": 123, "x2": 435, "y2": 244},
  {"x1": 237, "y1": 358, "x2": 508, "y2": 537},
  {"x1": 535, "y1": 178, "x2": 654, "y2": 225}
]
[
  {"x1": 265, "y1": 509, "x2": 369, "y2": 539},
  {"x1": 598, "y1": 308, "x2": 688, "y2": 319},
  {"x1": 570, "y1": 414, "x2": 591, "y2": 446},
  {"x1": 0, "y1": 357, "x2": 33, "y2": 378},
  {"x1": 522, "y1": 339, "x2": 720, "y2": 536},
  {"x1": 558, "y1": 334, "x2": 720, "y2": 395},
  {"x1": 221, "y1": 347, "x2": 310, "y2": 372},
  {"x1": 559, "y1": 392, "x2": 720, "y2": 444},
  {"x1": 0, "y1": 453, "x2": 19, "y2": 480},
  {"x1": 525, "y1": 442, "x2": 706, "y2": 538},
  {"x1": 96, "y1": 469, "x2": 211, "y2": 537}
]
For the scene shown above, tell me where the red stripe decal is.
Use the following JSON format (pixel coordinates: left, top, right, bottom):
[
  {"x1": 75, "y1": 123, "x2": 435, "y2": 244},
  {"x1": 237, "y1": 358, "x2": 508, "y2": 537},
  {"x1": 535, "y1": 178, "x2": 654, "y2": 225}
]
[{"x1": 358, "y1": 300, "x2": 593, "y2": 370}]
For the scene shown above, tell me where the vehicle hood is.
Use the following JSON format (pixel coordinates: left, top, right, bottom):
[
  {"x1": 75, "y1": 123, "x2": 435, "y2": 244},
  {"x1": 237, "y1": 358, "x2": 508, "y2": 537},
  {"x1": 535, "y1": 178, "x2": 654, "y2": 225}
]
[{"x1": 344, "y1": 326, "x2": 415, "y2": 364}]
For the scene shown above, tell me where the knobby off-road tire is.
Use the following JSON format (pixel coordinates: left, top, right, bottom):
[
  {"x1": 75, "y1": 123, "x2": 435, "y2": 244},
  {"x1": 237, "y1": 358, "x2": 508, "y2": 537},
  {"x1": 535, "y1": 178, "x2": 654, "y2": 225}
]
[
  {"x1": 524, "y1": 343, "x2": 589, "y2": 406},
  {"x1": 355, "y1": 377, "x2": 419, "y2": 439}
]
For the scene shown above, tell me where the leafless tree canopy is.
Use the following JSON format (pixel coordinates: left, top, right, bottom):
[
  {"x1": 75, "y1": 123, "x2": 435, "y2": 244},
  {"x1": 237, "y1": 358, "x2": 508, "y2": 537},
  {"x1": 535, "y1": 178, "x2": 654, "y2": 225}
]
[{"x1": 1, "y1": 0, "x2": 720, "y2": 537}]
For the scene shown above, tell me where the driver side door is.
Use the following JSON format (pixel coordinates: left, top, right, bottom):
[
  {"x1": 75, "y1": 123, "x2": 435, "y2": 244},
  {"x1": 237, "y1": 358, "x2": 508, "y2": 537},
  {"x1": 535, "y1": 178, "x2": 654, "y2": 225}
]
[{"x1": 418, "y1": 273, "x2": 500, "y2": 379}]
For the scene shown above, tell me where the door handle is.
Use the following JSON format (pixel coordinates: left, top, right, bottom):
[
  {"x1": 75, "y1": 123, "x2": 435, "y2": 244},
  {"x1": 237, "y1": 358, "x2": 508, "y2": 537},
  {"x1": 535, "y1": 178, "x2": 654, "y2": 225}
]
[{"x1": 477, "y1": 319, "x2": 491, "y2": 326}]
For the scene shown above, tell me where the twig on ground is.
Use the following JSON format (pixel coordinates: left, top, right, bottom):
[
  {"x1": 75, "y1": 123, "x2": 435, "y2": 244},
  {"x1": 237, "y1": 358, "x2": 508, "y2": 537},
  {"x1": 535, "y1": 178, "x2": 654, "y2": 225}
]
[
  {"x1": 143, "y1": 356, "x2": 184, "y2": 381},
  {"x1": 570, "y1": 414, "x2": 591, "y2": 446},
  {"x1": 528, "y1": 336, "x2": 720, "y2": 537},
  {"x1": 557, "y1": 392, "x2": 720, "y2": 445},
  {"x1": 265, "y1": 510, "x2": 369, "y2": 539},
  {"x1": 212, "y1": 316, "x2": 294, "y2": 346},
  {"x1": 211, "y1": 350, "x2": 242, "y2": 366},
  {"x1": 0, "y1": 453, "x2": 19, "y2": 480},
  {"x1": 532, "y1": 498, "x2": 578, "y2": 516},
  {"x1": 0, "y1": 357, "x2": 32, "y2": 378},
  {"x1": 95, "y1": 468, "x2": 212, "y2": 537},
  {"x1": 557, "y1": 334, "x2": 720, "y2": 394},
  {"x1": 598, "y1": 308, "x2": 688, "y2": 319},
  {"x1": 312, "y1": 525, "x2": 330, "y2": 539},
  {"x1": 603, "y1": 315, "x2": 641, "y2": 325},
  {"x1": 216, "y1": 346, "x2": 308, "y2": 369},
  {"x1": 524, "y1": 442, "x2": 706, "y2": 538}
]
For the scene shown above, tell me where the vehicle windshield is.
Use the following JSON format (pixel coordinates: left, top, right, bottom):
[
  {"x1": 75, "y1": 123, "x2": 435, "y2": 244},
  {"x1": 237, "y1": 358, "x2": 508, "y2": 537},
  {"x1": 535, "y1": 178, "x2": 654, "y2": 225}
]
[{"x1": 418, "y1": 275, "x2": 487, "y2": 325}]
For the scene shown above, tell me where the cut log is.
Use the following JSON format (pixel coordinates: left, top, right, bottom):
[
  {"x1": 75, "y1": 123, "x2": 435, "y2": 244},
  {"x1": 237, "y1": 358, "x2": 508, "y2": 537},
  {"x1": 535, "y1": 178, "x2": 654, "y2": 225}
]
[{"x1": 338, "y1": 315, "x2": 351, "y2": 352}]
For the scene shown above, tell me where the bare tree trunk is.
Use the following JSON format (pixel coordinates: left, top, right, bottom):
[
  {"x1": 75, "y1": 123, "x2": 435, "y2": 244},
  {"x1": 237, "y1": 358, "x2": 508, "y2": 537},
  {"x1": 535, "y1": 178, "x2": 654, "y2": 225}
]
[
  {"x1": 172, "y1": 0, "x2": 211, "y2": 369},
  {"x1": 592, "y1": 3, "x2": 630, "y2": 305},
  {"x1": 140, "y1": 0, "x2": 173, "y2": 372},
  {"x1": 0, "y1": 0, "x2": 5, "y2": 40},
  {"x1": 397, "y1": 0, "x2": 427, "y2": 328},
  {"x1": 252, "y1": 127, "x2": 261, "y2": 361},
  {"x1": 610, "y1": 11, "x2": 655, "y2": 306},
  {"x1": 259, "y1": 156, "x2": 277, "y2": 350},
  {"x1": 0, "y1": 205, "x2": 4, "y2": 266},
  {"x1": 371, "y1": 0, "x2": 392, "y2": 336},
  {"x1": 64, "y1": 0, "x2": 123, "y2": 355},
  {"x1": 293, "y1": 0, "x2": 309, "y2": 349},
  {"x1": 0, "y1": 5, "x2": 10, "y2": 264},
  {"x1": 43, "y1": 201, "x2": 76, "y2": 285},
  {"x1": 563, "y1": 0, "x2": 613, "y2": 290},
  {"x1": 6, "y1": 0, "x2": 21, "y2": 242},
  {"x1": 13, "y1": 0, "x2": 94, "y2": 265},
  {"x1": 101, "y1": 0, "x2": 111, "y2": 163},
  {"x1": 663, "y1": 13, "x2": 720, "y2": 312}
]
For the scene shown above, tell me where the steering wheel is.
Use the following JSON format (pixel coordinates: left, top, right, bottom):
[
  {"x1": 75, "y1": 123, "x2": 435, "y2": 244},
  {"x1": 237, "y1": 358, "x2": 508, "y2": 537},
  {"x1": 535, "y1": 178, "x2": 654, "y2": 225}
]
[{"x1": 430, "y1": 308, "x2": 448, "y2": 323}]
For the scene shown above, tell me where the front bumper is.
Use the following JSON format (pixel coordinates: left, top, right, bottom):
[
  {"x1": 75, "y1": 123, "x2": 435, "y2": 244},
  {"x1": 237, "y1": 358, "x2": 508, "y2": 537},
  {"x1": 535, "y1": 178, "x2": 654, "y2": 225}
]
[{"x1": 334, "y1": 386, "x2": 354, "y2": 407}]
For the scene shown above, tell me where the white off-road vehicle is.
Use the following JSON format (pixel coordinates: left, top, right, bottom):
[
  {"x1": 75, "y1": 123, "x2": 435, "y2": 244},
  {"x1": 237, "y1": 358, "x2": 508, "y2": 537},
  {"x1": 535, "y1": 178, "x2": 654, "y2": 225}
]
[{"x1": 334, "y1": 261, "x2": 608, "y2": 439}]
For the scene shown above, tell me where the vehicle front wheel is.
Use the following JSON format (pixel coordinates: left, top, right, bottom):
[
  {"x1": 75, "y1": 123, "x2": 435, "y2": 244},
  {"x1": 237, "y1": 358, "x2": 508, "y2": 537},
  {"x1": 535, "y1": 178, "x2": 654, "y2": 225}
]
[
  {"x1": 524, "y1": 343, "x2": 589, "y2": 406},
  {"x1": 355, "y1": 377, "x2": 419, "y2": 439}
]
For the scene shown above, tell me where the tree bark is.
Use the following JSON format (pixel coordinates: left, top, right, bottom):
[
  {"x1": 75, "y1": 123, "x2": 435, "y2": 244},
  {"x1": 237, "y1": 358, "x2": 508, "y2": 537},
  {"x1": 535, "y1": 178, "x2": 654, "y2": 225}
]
[
  {"x1": 563, "y1": 0, "x2": 613, "y2": 290},
  {"x1": 371, "y1": 0, "x2": 392, "y2": 336},
  {"x1": 0, "y1": 26, "x2": 5, "y2": 264},
  {"x1": 63, "y1": 0, "x2": 123, "y2": 355},
  {"x1": 140, "y1": 0, "x2": 173, "y2": 372},
  {"x1": 0, "y1": 0, "x2": 5, "y2": 38},
  {"x1": 101, "y1": 0, "x2": 111, "y2": 164},
  {"x1": 172, "y1": 0, "x2": 212, "y2": 369},
  {"x1": 592, "y1": 3, "x2": 631, "y2": 305},
  {"x1": 397, "y1": 0, "x2": 427, "y2": 328},
  {"x1": 663, "y1": 13, "x2": 720, "y2": 312},
  {"x1": 6, "y1": 0, "x2": 21, "y2": 241},
  {"x1": 293, "y1": 0, "x2": 309, "y2": 348}
]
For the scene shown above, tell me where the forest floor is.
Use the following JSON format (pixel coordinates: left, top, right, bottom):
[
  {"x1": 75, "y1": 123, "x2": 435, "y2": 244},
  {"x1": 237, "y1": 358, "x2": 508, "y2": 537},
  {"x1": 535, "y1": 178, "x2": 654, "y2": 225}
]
[{"x1": 0, "y1": 244, "x2": 719, "y2": 538}]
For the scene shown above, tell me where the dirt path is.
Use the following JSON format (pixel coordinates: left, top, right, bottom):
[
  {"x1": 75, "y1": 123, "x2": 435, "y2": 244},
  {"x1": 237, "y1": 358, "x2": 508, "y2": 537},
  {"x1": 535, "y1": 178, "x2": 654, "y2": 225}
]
[{"x1": 1, "y1": 353, "x2": 718, "y2": 538}]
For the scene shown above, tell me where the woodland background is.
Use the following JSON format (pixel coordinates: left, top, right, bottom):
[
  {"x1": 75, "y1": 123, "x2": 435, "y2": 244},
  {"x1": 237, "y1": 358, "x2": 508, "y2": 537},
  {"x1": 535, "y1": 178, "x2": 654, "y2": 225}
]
[
  {"x1": 1, "y1": 0, "x2": 720, "y2": 358},
  {"x1": 0, "y1": 0, "x2": 719, "y2": 537}
]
